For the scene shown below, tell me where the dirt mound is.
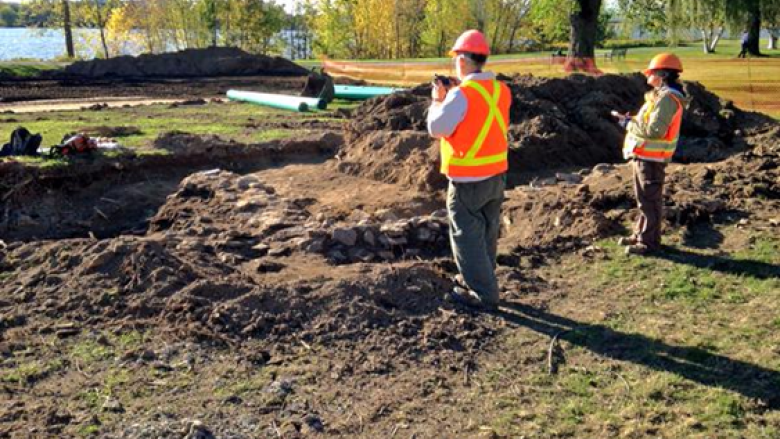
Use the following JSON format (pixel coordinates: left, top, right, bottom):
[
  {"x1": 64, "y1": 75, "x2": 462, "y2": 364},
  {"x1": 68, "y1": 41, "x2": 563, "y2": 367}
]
[
  {"x1": 0, "y1": 169, "x2": 492, "y2": 363},
  {"x1": 335, "y1": 130, "x2": 445, "y2": 190},
  {"x1": 342, "y1": 74, "x2": 779, "y2": 190},
  {"x1": 61, "y1": 47, "x2": 310, "y2": 79},
  {"x1": 500, "y1": 135, "x2": 780, "y2": 253}
]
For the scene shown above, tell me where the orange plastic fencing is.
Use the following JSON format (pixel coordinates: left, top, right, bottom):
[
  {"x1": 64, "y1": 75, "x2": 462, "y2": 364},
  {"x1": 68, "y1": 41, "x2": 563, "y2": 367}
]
[{"x1": 323, "y1": 56, "x2": 780, "y2": 117}]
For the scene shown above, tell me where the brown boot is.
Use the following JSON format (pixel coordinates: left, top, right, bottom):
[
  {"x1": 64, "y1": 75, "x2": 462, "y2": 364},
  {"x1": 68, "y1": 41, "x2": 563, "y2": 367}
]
[{"x1": 625, "y1": 243, "x2": 656, "y2": 255}]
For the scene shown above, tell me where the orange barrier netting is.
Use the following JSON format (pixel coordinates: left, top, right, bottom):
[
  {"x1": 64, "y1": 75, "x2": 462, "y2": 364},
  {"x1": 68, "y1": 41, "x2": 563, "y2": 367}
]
[{"x1": 323, "y1": 56, "x2": 780, "y2": 117}]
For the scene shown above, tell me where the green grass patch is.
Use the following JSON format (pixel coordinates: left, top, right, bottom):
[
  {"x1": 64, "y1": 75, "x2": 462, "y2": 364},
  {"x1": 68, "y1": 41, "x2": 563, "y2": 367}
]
[
  {"x1": 0, "y1": 101, "x2": 343, "y2": 168},
  {"x1": 71, "y1": 340, "x2": 114, "y2": 364},
  {"x1": 0, "y1": 62, "x2": 60, "y2": 78},
  {"x1": 0, "y1": 358, "x2": 64, "y2": 384}
]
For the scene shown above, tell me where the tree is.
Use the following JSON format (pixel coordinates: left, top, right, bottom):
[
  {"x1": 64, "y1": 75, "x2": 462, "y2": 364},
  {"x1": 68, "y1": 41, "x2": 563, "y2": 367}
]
[
  {"x1": 726, "y1": 0, "x2": 762, "y2": 56},
  {"x1": 311, "y1": 0, "x2": 356, "y2": 58},
  {"x1": 615, "y1": 0, "x2": 667, "y2": 38},
  {"x1": 681, "y1": 0, "x2": 726, "y2": 53},
  {"x1": 62, "y1": 0, "x2": 75, "y2": 58},
  {"x1": 569, "y1": 0, "x2": 603, "y2": 61},
  {"x1": 765, "y1": 0, "x2": 780, "y2": 49},
  {"x1": 421, "y1": 0, "x2": 471, "y2": 57},
  {"x1": 23, "y1": 0, "x2": 76, "y2": 58},
  {"x1": 0, "y1": 3, "x2": 20, "y2": 26}
]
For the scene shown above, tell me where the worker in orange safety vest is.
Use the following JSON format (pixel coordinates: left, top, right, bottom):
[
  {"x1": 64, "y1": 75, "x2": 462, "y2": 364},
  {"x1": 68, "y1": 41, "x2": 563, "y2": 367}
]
[
  {"x1": 613, "y1": 53, "x2": 690, "y2": 255},
  {"x1": 427, "y1": 29, "x2": 512, "y2": 310}
]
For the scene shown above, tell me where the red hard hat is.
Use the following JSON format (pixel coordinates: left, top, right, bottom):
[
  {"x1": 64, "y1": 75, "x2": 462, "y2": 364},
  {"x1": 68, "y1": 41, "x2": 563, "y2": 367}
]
[{"x1": 448, "y1": 30, "x2": 490, "y2": 57}]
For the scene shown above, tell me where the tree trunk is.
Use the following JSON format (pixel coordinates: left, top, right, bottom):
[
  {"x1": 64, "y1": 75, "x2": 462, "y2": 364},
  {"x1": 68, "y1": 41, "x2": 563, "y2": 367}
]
[
  {"x1": 93, "y1": 0, "x2": 110, "y2": 58},
  {"x1": 568, "y1": 0, "x2": 602, "y2": 58},
  {"x1": 769, "y1": 30, "x2": 778, "y2": 50},
  {"x1": 62, "y1": 0, "x2": 74, "y2": 58},
  {"x1": 746, "y1": 1, "x2": 761, "y2": 56},
  {"x1": 701, "y1": 29, "x2": 710, "y2": 54},
  {"x1": 709, "y1": 27, "x2": 724, "y2": 52},
  {"x1": 566, "y1": 0, "x2": 602, "y2": 72}
]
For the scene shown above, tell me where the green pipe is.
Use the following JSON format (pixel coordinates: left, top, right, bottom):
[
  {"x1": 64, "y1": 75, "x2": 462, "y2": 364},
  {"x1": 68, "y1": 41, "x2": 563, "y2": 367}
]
[
  {"x1": 333, "y1": 85, "x2": 404, "y2": 100},
  {"x1": 227, "y1": 90, "x2": 325, "y2": 112}
]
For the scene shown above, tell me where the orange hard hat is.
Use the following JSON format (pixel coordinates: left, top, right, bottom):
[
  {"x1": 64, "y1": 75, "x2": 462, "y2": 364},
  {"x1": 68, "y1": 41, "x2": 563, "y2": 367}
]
[
  {"x1": 643, "y1": 53, "x2": 683, "y2": 76},
  {"x1": 448, "y1": 30, "x2": 490, "y2": 57}
]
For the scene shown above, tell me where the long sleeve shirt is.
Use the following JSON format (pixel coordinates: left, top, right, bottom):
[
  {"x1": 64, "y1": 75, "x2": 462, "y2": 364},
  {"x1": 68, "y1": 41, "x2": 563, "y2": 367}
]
[{"x1": 427, "y1": 71, "x2": 498, "y2": 182}]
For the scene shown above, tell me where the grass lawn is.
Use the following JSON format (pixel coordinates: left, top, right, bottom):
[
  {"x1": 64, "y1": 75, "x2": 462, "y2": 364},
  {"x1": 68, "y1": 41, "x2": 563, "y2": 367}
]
[
  {"x1": 316, "y1": 39, "x2": 780, "y2": 118},
  {"x1": 0, "y1": 61, "x2": 62, "y2": 77},
  {"x1": 0, "y1": 100, "x2": 355, "y2": 167},
  {"x1": 469, "y1": 227, "x2": 780, "y2": 437}
]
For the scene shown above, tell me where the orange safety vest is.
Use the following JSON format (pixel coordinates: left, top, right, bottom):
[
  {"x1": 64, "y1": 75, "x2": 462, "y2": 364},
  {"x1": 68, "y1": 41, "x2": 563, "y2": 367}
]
[
  {"x1": 623, "y1": 92, "x2": 684, "y2": 163},
  {"x1": 440, "y1": 79, "x2": 511, "y2": 178}
]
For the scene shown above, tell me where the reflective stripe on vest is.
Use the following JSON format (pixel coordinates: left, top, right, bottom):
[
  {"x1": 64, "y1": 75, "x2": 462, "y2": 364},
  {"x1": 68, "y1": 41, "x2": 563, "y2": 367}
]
[
  {"x1": 623, "y1": 93, "x2": 683, "y2": 163},
  {"x1": 440, "y1": 79, "x2": 510, "y2": 177}
]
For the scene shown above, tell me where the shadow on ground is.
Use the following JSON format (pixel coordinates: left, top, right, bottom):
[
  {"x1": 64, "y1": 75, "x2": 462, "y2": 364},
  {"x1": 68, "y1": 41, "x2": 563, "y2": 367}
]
[
  {"x1": 497, "y1": 302, "x2": 780, "y2": 408},
  {"x1": 652, "y1": 246, "x2": 780, "y2": 280}
]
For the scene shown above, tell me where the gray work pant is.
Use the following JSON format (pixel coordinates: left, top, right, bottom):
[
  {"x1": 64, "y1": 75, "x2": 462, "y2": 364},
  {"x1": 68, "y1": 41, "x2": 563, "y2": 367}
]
[
  {"x1": 632, "y1": 159, "x2": 666, "y2": 250},
  {"x1": 447, "y1": 174, "x2": 505, "y2": 305}
]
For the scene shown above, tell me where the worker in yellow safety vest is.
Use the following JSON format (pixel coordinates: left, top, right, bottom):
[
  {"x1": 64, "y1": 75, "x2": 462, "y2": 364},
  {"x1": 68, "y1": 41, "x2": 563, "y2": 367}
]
[
  {"x1": 614, "y1": 53, "x2": 690, "y2": 255},
  {"x1": 427, "y1": 30, "x2": 512, "y2": 310}
]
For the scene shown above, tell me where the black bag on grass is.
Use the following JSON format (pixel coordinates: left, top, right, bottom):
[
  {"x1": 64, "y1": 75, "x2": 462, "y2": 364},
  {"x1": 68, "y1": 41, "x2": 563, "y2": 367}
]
[{"x1": 0, "y1": 127, "x2": 42, "y2": 157}]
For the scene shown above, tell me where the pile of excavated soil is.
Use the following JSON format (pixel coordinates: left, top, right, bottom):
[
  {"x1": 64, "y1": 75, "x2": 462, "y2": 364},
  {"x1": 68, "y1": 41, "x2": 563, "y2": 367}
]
[
  {"x1": 341, "y1": 74, "x2": 778, "y2": 190},
  {"x1": 61, "y1": 47, "x2": 310, "y2": 79},
  {"x1": 0, "y1": 170, "x2": 494, "y2": 364},
  {"x1": 500, "y1": 132, "x2": 780, "y2": 253}
]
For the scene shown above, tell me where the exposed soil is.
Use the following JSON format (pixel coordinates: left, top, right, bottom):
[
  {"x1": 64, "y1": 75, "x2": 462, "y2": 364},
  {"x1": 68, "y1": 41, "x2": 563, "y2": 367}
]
[
  {"x1": 341, "y1": 74, "x2": 779, "y2": 190},
  {"x1": 60, "y1": 47, "x2": 310, "y2": 80},
  {"x1": 0, "y1": 70, "x2": 778, "y2": 438},
  {"x1": 0, "y1": 76, "x2": 307, "y2": 105}
]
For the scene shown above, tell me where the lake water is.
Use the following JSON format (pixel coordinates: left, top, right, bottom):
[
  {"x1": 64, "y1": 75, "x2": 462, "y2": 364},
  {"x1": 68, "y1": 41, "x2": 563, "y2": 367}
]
[
  {"x1": 0, "y1": 27, "x2": 308, "y2": 61},
  {"x1": 0, "y1": 28, "x2": 105, "y2": 61}
]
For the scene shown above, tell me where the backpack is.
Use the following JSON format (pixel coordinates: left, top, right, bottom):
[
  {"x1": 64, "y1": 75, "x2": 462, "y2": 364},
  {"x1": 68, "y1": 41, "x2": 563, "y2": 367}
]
[{"x1": 0, "y1": 127, "x2": 42, "y2": 157}]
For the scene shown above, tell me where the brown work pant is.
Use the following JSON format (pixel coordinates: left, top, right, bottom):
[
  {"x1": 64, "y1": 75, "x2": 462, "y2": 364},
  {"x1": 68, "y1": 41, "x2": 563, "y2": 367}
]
[{"x1": 632, "y1": 159, "x2": 666, "y2": 249}]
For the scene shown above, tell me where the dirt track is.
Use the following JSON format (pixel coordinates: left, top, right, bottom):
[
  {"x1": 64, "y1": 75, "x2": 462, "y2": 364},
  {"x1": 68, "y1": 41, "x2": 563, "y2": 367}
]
[
  {"x1": 0, "y1": 76, "x2": 306, "y2": 105},
  {"x1": 1, "y1": 70, "x2": 779, "y2": 437}
]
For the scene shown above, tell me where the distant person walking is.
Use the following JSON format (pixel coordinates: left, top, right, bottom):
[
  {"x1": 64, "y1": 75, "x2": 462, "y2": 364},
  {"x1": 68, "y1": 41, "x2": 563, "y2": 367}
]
[
  {"x1": 427, "y1": 30, "x2": 512, "y2": 311},
  {"x1": 614, "y1": 53, "x2": 690, "y2": 255},
  {"x1": 738, "y1": 30, "x2": 749, "y2": 58}
]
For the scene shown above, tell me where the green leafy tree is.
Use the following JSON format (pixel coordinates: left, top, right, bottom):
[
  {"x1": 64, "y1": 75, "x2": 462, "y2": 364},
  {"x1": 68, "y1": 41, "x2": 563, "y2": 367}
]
[{"x1": 0, "y1": 3, "x2": 20, "y2": 26}]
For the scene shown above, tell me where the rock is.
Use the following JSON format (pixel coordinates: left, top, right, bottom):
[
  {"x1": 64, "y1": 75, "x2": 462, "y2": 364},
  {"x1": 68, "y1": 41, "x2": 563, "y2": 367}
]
[
  {"x1": 380, "y1": 235, "x2": 408, "y2": 246},
  {"x1": 576, "y1": 184, "x2": 590, "y2": 196},
  {"x1": 54, "y1": 323, "x2": 80, "y2": 338},
  {"x1": 265, "y1": 379, "x2": 294, "y2": 397},
  {"x1": 593, "y1": 163, "x2": 615, "y2": 174},
  {"x1": 431, "y1": 209, "x2": 448, "y2": 218},
  {"x1": 102, "y1": 398, "x2": 124, "y2": 413},
  {"x1": 267, "y1": 247, "x2": 291, "y2": 257},
  {"x1": 302, "y1": 414, "x2": 325, "y2": 434},
  {"x1": 530, "y1": 177, "x2": 557, "y2": 188},
  {"x1": 404, "y1": 248, "x2": 421, "y2": 258},
  {"x1": 332, "y1": 228, "x2": 358, "y2": 246},
  {"x1": 374, "y1": 209, "x2": 399, "y2": 221},
  {"x1": 184, "y1": 420, "x2": 215, "y2": 439},
  {"x1": 363, "y1": 230, "x2": 377, "y2": 246},
  {"x1": 327, "y1": 250, "x2": 348, "y2": 263},
  {"x1": 305, "y1": 238, "x2": 325, "y2": 253},
  {"x1": 236, "y1": 198, "x2": 268, "y2": 211},
  {"x1": 252, "y1": 243, "x2": 270, "y2": 256},
  {"x1": 416, "y1": 227, "x2": 432, "y2": 242},
  {"x1": 556, "y1": 172, "x2": 583, "y2": 184},
  {"x1": 349, "y1": 248, "x2": 374, "y2": 262},
  {"x1": 236, "y1": 175, "x2": 260, "y2": 190},
  {"x1": 377, "y1": 251, "x2": 395, "y2": 260}
]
